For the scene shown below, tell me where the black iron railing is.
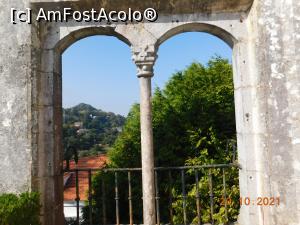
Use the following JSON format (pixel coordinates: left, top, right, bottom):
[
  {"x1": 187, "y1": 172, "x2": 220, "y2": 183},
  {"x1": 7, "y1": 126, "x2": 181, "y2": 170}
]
[{"x1": 64, "y1": 163, "x2": 240, "y2": 225}]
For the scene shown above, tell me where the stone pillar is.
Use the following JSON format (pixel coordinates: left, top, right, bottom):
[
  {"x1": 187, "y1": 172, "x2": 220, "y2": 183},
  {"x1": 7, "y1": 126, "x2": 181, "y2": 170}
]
[
  {"x1": 244, "y1": 1, "x2": 300, "y2": 224},
  {"x1": 132, "y1": 45, "x2": 157, "y2": 225},
  {"x1": 0, "y1": 0, "x2": 32, "y2": 194}
]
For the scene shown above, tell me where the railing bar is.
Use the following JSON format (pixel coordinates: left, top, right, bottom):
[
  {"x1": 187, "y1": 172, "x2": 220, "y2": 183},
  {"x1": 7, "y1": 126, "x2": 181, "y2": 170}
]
[
  {"x1": 194, "y1": 169, "x2": 202, "y2": 225},
  {"x1": 155, "y1": 170, "x2": 160, "y2": 225},
  {"x1": 155, "y1": 163, "x2": 240, "y2": 170},
  {"x1": 65, "y1": 168, "x2": 142, "y2": 172},
  {"x1": 88, "y1": 169, "x2": 93, "y2": 225},
  {"x1": 101, "y1": 179, "x2": 107, "y2": 225},
  {"x1": 181, "y1": 169, "x2": 187, "y2": 225},
  {"x1": 75, "y1": 169, "x2": 80, "y2": 225},
  {"x1": 128, "y1": 171, "x2": 133, "y2": 225},
  {"x1": 64, "y1": 163, "x2": 239, "y2": 225},
  {"x1": 168, "y1": 170, "x2": 173, "y2": 225},
  {"x1": 64, "y1": 163, "x2": 240, "y2": 173},
  {"x1": 223, "y1": 168, "x2": 228, "y2": 223},
  {"x1": 115, "y1": 172, "x2": 120, "y2": 225},
  {"x1": 208, "y1": 169, "x2": 214, "y2": 225}
]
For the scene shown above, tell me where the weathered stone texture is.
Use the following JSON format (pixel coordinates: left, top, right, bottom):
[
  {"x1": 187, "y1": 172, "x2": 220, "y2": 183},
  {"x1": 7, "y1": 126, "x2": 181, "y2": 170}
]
[
  {"x1": 0, "y1": 0, "x2": 32, "y2": 193},
  {"x1": 31, "y1": 0, "x2": 253, "y2": 14},
  {"x1": 245, "y1": 0, "x2": 300, "y2": 224}
]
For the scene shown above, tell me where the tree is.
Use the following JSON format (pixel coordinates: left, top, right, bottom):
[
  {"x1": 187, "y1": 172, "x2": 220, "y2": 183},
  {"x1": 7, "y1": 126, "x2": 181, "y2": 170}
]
[
  {"x1": 86, "y1": 57, "x2": 238, "y2": 224},
  {"x1": 108, "y1": 56, "x2": 235, "y2": 168}
]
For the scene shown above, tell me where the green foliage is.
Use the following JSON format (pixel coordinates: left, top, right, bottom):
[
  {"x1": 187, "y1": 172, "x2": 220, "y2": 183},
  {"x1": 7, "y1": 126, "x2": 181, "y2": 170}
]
[
  {"x1": 87, "y1": 57, "x2": 238, "y2": 224},
  {"x1": 79, "y1": 144, "x2": 106, "y2": 157},
  {"x1": 108, "y1": 104, "x2": 141, "y2": 168},
  {"x1": 171, "y1": 167, "x2": 239, "y2": 224},
  {"x1": 0, "y1": 192, "x2": 41, "y2": 225}
]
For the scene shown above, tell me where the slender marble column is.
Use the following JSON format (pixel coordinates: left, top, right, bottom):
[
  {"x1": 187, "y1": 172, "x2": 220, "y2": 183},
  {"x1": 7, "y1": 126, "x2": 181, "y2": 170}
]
[
  {"x1": 132, "y1": 45, "x2": 157, "y2": 225},
  {"x1": 139, "y1": 75, "x2": 155, "y2": 225}
]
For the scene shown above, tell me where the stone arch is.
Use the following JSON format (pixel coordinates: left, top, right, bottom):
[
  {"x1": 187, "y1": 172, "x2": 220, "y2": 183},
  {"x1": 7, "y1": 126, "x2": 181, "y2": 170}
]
[
  {"x1": 153, "y1": 22, "x2": 245, "y2": 222},
  {"x1": 54, "y1": 26, "x2": 132, "y2": 54},
  {"x1": 36, "y1": 25, "x2": 133, "y2": 225},
  {"x1": 155, "y1": 22, "x2": 237, "y2": 49}
]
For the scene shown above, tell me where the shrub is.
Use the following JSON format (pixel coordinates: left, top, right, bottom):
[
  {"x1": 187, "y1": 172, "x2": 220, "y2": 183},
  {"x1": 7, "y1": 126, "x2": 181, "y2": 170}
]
[{"x1": 0, "y1": 192, "x2": 41, "y2": 225}]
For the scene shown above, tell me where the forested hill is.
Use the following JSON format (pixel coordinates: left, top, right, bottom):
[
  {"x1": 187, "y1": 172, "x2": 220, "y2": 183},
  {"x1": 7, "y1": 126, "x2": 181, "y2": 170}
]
[{"x1": 63, "y1": 103, "x2": 125, "y2": 158}]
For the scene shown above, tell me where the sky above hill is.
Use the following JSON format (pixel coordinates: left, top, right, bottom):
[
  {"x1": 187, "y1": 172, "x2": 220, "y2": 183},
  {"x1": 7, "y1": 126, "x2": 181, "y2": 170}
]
[{"x1": 62, "y1": 32, "x2": 232, "y2": 116}]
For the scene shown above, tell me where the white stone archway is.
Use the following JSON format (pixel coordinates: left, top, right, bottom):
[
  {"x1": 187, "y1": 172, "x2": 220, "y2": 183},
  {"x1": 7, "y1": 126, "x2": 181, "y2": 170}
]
[
  {"x1": 36, "y1": 15, "x2": 253, "y2": 225},
  {"x1": 1, "y1": 1, "x2": 299, "y2": 225}
]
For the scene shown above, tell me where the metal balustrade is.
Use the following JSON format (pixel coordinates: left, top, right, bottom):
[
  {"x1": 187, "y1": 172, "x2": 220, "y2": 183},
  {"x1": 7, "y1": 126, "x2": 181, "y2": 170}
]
[{"x1": 64, "y1": 163, "x2": 240, "y2": 225}]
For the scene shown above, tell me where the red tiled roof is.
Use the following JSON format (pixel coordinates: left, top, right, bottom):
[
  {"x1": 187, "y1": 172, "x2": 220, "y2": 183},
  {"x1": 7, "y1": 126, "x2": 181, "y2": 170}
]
[{"x1": 64, "y1": 155, "x2": 107, "y2": 201}]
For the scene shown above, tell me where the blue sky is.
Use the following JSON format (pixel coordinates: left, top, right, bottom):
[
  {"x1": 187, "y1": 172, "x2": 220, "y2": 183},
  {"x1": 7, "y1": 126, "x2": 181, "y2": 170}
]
[{"x1": 62, "y1": 32, "x2": 232, "y2": 116}]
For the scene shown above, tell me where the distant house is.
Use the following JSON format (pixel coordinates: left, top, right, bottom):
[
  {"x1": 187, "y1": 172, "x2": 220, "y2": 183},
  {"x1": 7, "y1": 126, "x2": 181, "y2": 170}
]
[
  {"x1": 73, "y1": 121, "x2": 83, "y2": 128},
  {"x1": 63, "y1": 155, "x2": 107, "y2": 220},
  {"x1": 116, "y1": 126, "x2": 123, "y2": 132},
  {"x1": 76, "y1": 128, "x2": 88, "y2": 135}
]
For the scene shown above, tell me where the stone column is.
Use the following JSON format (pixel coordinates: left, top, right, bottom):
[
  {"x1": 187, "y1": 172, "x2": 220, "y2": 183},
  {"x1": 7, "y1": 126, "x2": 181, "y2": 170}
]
[{"x1": 132, "y1": 45, "x2": 157, "y2": 225}]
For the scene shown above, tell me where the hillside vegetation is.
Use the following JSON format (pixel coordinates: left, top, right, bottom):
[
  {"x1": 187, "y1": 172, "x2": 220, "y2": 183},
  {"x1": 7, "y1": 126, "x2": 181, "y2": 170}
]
[{"x1": 63, "y1": 103, "x2": 125, "y2": 161}]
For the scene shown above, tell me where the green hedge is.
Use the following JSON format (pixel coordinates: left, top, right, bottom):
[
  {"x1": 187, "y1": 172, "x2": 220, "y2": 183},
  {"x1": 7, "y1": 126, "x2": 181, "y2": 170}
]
[{"x1": 0, "y1": 192, "x2": 41, "y2": 225}]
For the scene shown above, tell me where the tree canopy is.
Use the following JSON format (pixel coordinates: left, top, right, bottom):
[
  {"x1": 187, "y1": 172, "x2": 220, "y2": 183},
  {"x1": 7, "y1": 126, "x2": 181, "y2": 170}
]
[{"x1": 109, "y1": 56, "x2": 236, "y2": 168}]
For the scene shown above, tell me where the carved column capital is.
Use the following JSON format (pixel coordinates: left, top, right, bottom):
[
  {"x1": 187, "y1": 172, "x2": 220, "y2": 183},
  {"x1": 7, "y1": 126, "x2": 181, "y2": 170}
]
[{"x1": 132, "y1": 45, "x2": 157, "y2": 78}]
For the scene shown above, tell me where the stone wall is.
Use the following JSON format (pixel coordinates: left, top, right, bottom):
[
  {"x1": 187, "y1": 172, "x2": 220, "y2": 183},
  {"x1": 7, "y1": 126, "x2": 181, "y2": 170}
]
[
  {"x1": 0, "y1": 0, "x2": 32, "y2": 193},
  {"x1": 244, "y1": 1, "x2": 300, "y2": 224}
]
